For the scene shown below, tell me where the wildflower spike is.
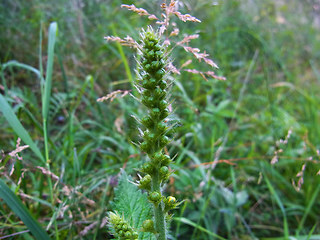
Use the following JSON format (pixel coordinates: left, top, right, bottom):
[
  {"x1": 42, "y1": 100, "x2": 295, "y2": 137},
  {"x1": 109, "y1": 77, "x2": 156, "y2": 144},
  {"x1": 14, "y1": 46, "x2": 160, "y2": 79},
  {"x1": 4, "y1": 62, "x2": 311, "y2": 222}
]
[{"x1": 136, "y1": 26, "x2": 173, "y2": 240}]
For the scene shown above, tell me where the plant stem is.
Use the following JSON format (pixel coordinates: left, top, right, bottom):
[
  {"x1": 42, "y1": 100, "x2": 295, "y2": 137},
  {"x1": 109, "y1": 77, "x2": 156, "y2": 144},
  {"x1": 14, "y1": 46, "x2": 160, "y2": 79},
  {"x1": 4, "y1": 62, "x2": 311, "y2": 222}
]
[
  {"x1": 152, "y1": 171, "x2": 167, "y2": 240},
  {"x1": 44, "y1": 119, "x2": 59, "y2": 240},
  {"x1": 154, "y1": 203, "x2": 167, "y2": 240}
]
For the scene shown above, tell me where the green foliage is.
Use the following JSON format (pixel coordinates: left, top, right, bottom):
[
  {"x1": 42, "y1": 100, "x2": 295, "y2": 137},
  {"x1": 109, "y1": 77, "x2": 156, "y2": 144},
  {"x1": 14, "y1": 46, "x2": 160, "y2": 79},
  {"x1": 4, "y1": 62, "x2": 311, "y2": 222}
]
[
  {"x1": 0, "y1": 93, "x2": 44, "y2": 162},
  {"x1": 0, "y1": 179, "x2": 51, "y2": 240},
  {"x1": 42, "y1": 22, "x2": 58, "y2": 121},
  {"x1": 110, "y1": 169, "x2": 154, "y2": 240},
  {"x1": 133, "y1": 25, "x2": 183, "y2": 240},
  {"x1": 108, "y1": 212, "x2": 139, "y2": 240},
  {"x1": 1, "y1": 0, "x2": 320, "y2": 239}
]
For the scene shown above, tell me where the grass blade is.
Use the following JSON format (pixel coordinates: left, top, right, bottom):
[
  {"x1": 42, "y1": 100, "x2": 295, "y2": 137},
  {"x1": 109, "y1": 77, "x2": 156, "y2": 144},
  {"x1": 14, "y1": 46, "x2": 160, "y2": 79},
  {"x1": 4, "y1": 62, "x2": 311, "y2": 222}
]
[
  {"x1": 174, "y1": 217, "x2": 227, "y2": 240},
  {"x1": 40, "y1": 21, "x2": 59, "y2": 240},
  {"x1": 0, "y1": 179, "x2": 51, "y2": 240},
  {"x1": 261, "y1": 234, "x2": 320, "y2": 240},
  {"x1": 264, "y1": 175, "x2": 289, "y2": 239},
  {"x1": 0, "y1": 94, "x2": 44, "y2": 162},
  {"x1": 296, "y1": 183, "x2": 320, "y2": 236},
  {"x1": 111, "y1": 25, "x2": 133, "y2": 88},
  {"x1": 307, "y1": 224, "x2": 317, "y2": 240},
  {"x1": 1, "y1": 60, "x2": 44, "y2": 83},
  {"x1": 42, "y1": 22, "x2": 58, "y2": 120}
]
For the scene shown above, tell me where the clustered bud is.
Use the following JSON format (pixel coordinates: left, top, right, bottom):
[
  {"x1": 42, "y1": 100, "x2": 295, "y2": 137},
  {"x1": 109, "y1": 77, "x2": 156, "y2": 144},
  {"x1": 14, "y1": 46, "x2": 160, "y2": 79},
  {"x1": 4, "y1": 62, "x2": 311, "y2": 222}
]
[
  {"x1": 136, "y1": 27, "x2": 179, "y2": 237},
  {"x1": 137, "y1": 28, "x2": 173, "y2": 187},
  {"x1": 108, "y1": 212, "x2": 139, "y2": 240}
]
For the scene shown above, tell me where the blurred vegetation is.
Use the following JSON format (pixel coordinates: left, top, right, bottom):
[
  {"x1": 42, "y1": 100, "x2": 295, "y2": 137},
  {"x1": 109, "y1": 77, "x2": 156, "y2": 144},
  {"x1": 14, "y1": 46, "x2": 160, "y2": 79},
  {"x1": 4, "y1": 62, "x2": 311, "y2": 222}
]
[{"x1": 0, "y1": 0, "x2": 320, "y2": 239}]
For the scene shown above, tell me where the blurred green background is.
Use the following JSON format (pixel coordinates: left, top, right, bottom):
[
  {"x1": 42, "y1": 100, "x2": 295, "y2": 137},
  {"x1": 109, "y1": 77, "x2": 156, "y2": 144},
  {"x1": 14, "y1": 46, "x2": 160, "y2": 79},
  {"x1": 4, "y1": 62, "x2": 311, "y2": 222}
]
[{"x1": 1, "y1": 0, "x2": 320, "y2": 239}]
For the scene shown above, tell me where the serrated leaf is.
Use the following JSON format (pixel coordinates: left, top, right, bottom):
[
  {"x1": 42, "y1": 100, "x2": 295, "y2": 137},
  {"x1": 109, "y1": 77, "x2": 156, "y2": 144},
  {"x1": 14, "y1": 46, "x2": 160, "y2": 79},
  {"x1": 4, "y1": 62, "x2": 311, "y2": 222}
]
[{"x1": 112, "y1": 169, "x2": 155, "y2": 240}]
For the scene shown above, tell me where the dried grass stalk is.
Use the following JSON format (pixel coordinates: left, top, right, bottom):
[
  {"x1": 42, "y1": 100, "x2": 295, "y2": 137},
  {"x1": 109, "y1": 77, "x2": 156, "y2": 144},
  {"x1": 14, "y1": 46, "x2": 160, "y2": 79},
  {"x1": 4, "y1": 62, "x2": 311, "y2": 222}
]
[
  {"x1": 121, "y1": 4, "x2": 158, "y2": 20},
  {"x1": 104, "y1": 36, "x2": 138, "y2": 48},
  {"x1": 97, "y1": 90, "x2": 130, "y2": 102}
]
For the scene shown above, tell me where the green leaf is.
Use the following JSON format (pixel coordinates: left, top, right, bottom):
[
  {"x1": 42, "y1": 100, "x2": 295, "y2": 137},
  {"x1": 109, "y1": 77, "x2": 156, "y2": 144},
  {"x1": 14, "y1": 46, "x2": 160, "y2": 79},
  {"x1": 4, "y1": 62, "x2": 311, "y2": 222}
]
[
  {"x1": 42, "y1": 22, "x2": 58, "y2": 120},
  {"x1": 173, "y1": 217, "x2": 227, "y2": 240},
  {"x1": 261, "y1": 235, "x2": 320, "y2": 240},
  {"x1": 296, "y1": 183, "x2": 320, "y2": 235},
  {"x1": 111, "y1": 25, "x2": 133, "y2": 88},
  {"x1": 264, "y1": 175, "x2": 289, "y2": 239},
  {"x1": 1, "y1": 60, "x2": 44, "y2": 82},
  {"x1": 0, "y1": 179, "x2": 51, "y2": 240},
  {"x1": 220, "y1": 187, "x2": 248, "y2": 207},
  {"x1": 111, "y1": 169, "x2": 155, "y2": 240},
  {"x1": 0, "y1": 94, "x2": 44, "y2": 162}
]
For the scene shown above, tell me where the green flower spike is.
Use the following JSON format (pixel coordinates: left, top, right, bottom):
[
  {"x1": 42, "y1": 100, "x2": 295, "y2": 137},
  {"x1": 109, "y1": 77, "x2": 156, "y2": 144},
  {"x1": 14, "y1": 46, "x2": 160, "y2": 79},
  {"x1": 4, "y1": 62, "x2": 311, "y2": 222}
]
[{"x1": 136, "y1": 26, "x2": 175, "y2": 240}]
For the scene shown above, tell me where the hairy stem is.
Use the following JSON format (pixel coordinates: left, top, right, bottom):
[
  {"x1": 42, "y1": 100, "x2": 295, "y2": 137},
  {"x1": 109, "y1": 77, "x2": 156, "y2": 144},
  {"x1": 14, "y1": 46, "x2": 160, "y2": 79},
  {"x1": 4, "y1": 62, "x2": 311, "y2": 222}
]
[
  {"x1": 154, "y1": 203, "x2": 167, "y2": 240},
  {"x1": 152, "y1": 171, "x2": 167, "y2": 239}
]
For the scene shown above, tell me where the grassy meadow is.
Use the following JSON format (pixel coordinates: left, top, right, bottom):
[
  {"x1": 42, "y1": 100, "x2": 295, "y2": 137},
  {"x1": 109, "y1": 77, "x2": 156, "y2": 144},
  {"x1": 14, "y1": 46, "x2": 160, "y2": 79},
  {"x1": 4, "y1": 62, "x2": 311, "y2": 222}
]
[{"x1": 1, "y1": 0, "x2": 320, "y2": 239}]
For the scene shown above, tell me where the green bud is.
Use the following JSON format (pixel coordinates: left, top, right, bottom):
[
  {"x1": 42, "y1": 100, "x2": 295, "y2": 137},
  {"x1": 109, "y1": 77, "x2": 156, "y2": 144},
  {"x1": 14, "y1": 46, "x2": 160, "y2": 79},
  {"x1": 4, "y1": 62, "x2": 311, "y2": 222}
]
[
  {"x1": 142, "y1": 219, "x2": 156, "y2": 233},
  {"x1": 160, "y1": 166, "x2": 170, "y2": 181},
  {"x1": 145, "y1": 96, "x2": 157, "y2": 108},
  {"x1": 139, "y1": 174, "x2": 152, "y2": 190},
  {"x1": 132, "y1": 232, "x2": 139, "y2": 239},
  {"x1": 144, "y1": 130, "x2": 157, "y2": 143},
  {"x1": 159, "y1": 135, "x2": 170, "y2": 148},
  {"x1": 144, "y1": 63, "x2": 151, "y2": 70},
  {"x1": 122, "y1": 224, "x2": 128, "y2": 231},
  {"x1": 141, "y1": 116, "x2": 154, "y2": 128},
  {"x1": 151, "y1": 60, "x2": 164, "y2": 70},
  {"x1": 155, "y1": 69, "x2": 165, "y2": 79},
  {"x1": 159, "y1": 100, "x2": 168, "y2": 111},
  {"x1": 154, "y1": 44, "x2": 161, "y2": 51},
  {"x1": 151, "y1": 61, "x2": 159, "y2": 70},
  {"x1": 148, "y1": 50, "x2": 155, "y2": 57},
  {"x1": 159, "y1": 108, "x2": 169, "y2": 120},
  {"x1": 142, "y1": 78, "x2": 157, "y2": 89},
  {"x1": 159, "y1": 80, "x2": 167, "y2": 90},
  {"x1": 141, "y1": 162, "x2": 154, "y2": 174},
  {"x1": 155, "y1": 50, "x2": 162, "y2": 57},
  {"x1": 161, "y1": 154, "x2": 171, "y2": 166},
  {"x1": 143, "y1": 89, "x2": 152, "y2": 97},
  {"x1": 154, "y1": 87, "x2": 166, "y2": 100},
  {"x1": 156, "y1": 122, "x2": 167, "y2": 136},
  {"x1": 141, "y1": 96, "x2": 152, "y2": 108},
  {"x1": 150, "y1": 108, "x2": 160, "y2": 119},
  {"x1": 148, "y1": 191, "x2": 162, "y2": 205},
  {"x1": 164, "y1": 196, "x2": 178, "y2": 212},
  {"x1": 152, "y1": 152, "x2": 163, "y2": 164},
  {"x1": 140, "y1": 141, "x2": 151, "y2": 153},
  {"x1": 125, "y1": 231, "x2": 132, "y2": 238},
  {"x1": 142, "y1": 59, "x2": 148, "y2": 66},
  {"x1": 160, "y1": 166, "x2": 169, "y2": 176}
]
